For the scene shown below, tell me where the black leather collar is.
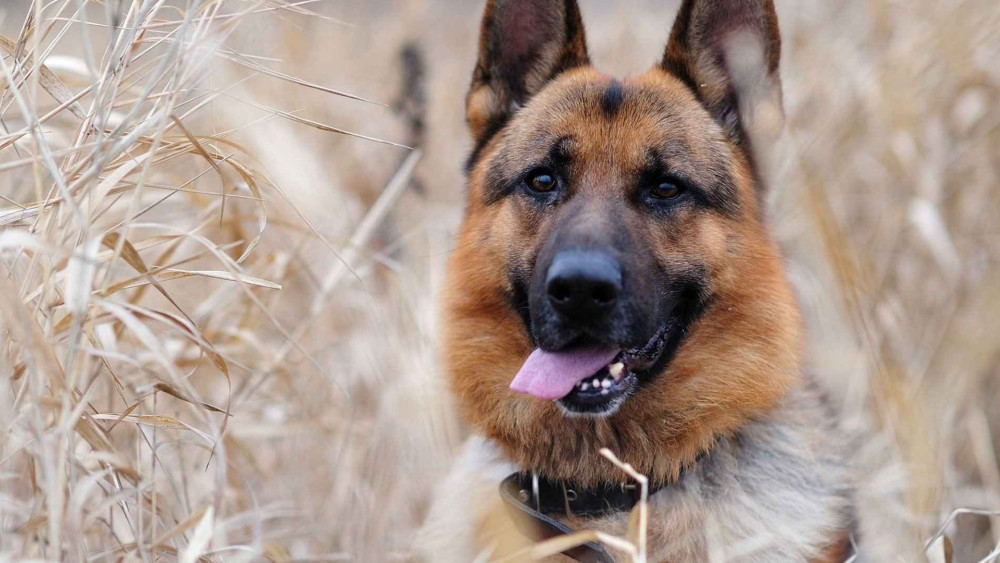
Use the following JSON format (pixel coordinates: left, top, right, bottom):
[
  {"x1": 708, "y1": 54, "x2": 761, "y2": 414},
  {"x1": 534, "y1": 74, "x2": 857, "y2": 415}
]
[{"x1": 499, "y1": 472, "x2": 663, "y2": 563}]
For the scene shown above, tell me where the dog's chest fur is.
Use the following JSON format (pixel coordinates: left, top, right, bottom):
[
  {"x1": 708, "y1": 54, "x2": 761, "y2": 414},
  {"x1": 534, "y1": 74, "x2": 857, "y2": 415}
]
[{"x1": 417, "y1": 383, "x2": 852, "y2": 563}]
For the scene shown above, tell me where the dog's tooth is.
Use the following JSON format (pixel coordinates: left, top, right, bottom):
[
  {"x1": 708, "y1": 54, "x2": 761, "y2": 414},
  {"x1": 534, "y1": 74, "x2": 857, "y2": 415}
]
[
  {"x1": 601, "y1": 379, "x2": 612, "y2": 389},
  {"x1": 581, "y1": 382, "x2": 590, "y2": 391},
  {"x1": 609, "y1": 362, "x2": 625, "y2": 380},
  {"x1": 592, "y1": 378, "x2": 600, "y2": 387},
  {"x1": 601, "y1": 389, "x2": 609, "y2": 395}
]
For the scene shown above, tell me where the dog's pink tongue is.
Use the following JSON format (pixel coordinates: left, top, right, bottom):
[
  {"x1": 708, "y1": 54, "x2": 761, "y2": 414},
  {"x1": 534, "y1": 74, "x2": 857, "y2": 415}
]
[{"x1": 510, "y1": 347, "x2": 619, "y2": 400}]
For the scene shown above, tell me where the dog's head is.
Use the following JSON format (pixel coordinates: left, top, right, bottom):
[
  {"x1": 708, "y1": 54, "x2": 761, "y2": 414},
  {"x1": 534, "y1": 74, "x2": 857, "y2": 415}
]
[{"x1": 443, "y1": 0, "x2": 803, "y2": 485}]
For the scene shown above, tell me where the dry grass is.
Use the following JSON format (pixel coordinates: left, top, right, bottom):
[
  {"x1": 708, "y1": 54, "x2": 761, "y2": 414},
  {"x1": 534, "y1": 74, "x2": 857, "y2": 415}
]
[{"x1": 0, "y1": 0, "x2": 998, "y2": 562}]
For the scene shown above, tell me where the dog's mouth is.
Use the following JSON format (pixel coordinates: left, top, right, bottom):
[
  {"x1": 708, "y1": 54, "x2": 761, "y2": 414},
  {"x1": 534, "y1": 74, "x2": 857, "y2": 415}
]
[{"x1": 510, "y1": 324, "x2": 672, "y2": 416}]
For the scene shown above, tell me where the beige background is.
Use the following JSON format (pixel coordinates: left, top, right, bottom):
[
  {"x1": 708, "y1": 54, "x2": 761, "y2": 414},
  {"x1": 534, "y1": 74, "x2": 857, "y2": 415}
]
[{"x1": 1, "y1": 0, "x2": 999, "y2": 560}]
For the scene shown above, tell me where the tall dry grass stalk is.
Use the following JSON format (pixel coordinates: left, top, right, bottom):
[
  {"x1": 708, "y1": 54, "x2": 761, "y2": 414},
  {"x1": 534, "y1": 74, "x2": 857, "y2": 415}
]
[
  {"x1": 0, "y1": 1, "x2": 437, "y2": 561},
  {"x1": 1, "y1": 0, "x2": 999, "y2": 562}
]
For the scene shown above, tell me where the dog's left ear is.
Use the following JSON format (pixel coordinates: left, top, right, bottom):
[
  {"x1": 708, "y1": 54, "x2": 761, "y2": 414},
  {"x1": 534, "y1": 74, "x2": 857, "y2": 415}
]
[
  {"x1": 466, "y1": 0, "x2": 590, "y2": 145},
  {"x1": 662, "y1": 0, "x2": 784, "y2": 149}
]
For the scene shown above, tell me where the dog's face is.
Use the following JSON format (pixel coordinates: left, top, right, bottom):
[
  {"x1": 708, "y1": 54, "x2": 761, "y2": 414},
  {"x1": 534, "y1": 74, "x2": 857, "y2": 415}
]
[
  {"x1": 444, "y1": 0, "x2": 803, "y2": 485},
  {"x1": 476, "y1": 69, "x2": 744, "y2": 418}
]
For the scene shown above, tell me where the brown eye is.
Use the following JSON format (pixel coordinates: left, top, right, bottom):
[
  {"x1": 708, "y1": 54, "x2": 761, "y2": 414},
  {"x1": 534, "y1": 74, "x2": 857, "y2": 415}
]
[
  {"x1": 650, "y1": 180, "x2": 682, "y2": 200},
  {"x1": 527, "y1": 170, "x2": 557, "y2": 193}
]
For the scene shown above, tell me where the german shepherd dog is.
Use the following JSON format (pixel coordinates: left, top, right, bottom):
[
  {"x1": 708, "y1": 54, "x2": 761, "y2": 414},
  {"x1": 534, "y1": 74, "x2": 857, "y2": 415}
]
[{"x1": 419, "y1": 0, "x2": 853, "y2": 561}]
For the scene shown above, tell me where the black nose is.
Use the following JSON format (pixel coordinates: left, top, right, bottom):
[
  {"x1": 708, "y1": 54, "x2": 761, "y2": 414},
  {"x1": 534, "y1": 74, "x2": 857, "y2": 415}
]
[{"x1": 545, "y1": 250, "x2": 622, "y2": 321}]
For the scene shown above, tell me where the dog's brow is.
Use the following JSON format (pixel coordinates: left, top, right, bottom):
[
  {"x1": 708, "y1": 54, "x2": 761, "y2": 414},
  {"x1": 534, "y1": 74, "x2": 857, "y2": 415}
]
[
  {"x1": 644, "y1": 148, "x2": 663, "y2": 171},
  {"x1": 549, "y1": 136, "x2": 574, "y2": 164}
]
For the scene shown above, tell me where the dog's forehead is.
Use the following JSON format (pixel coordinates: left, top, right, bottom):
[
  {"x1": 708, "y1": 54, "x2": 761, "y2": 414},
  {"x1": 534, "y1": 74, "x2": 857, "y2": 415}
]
[
  {"x1": 542, "y1": 68, "x2": 701, "y2": 117},
  {"x1": 507, "y1": 68, "x2": 727, "y2": 166}
]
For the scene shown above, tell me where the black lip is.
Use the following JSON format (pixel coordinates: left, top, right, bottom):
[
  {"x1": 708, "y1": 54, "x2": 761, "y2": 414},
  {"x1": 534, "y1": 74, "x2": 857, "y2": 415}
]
[
  {"x1": 633, "y1": 287, "x2": 708, "y2": 384},
  {"x1": 508, "y1": 274, "x2": 535, "y2": 344},
  {"x1": 558, "y1": 366, "x2": 637, "y2": 414}
]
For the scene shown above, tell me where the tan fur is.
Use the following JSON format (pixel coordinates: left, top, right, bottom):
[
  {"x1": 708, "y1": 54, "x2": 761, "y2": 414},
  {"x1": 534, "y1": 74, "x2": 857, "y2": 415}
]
[{"x1": 422, "y1": 0, "x2": 854, "y2": 560}]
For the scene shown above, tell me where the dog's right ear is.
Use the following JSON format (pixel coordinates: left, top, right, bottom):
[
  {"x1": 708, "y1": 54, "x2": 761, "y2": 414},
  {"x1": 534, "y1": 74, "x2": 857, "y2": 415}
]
[{"x1": 467, "y1": 0, "x2": 589, "y2": 145}]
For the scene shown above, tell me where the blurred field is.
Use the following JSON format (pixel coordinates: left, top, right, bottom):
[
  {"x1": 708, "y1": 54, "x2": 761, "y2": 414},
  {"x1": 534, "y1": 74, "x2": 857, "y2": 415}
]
[{"x1": 1, "y1": 0, "x2": 999, "y2": 561}]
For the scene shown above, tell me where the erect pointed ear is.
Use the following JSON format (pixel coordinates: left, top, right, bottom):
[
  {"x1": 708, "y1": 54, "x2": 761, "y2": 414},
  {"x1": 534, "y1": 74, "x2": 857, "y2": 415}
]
[
  {"x1": 662, "y1": 0, "x2": 784, "y2": 150},
  {"x1": 467, "y1": 0, "x2": 589, "y2": 145}
]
